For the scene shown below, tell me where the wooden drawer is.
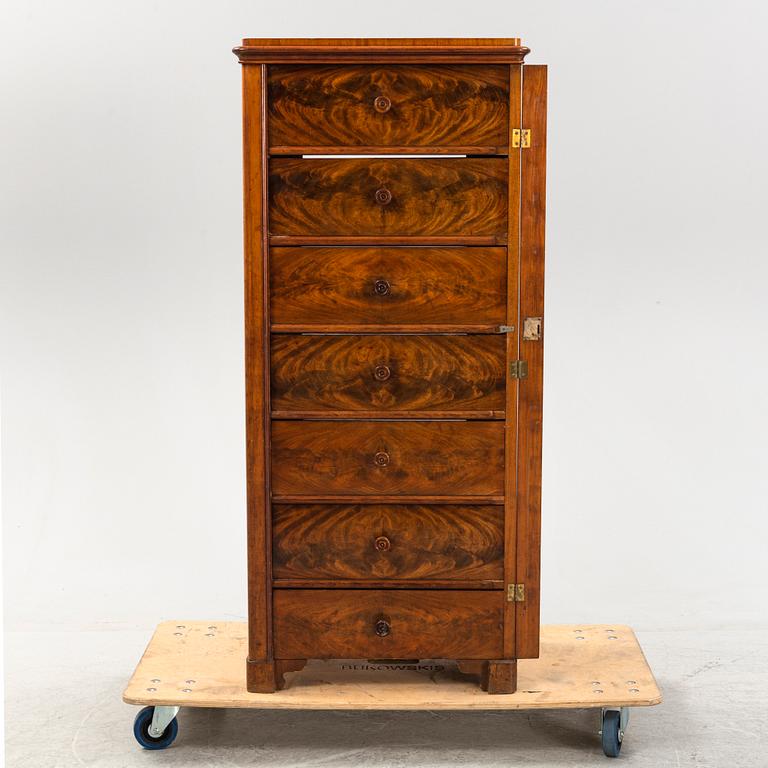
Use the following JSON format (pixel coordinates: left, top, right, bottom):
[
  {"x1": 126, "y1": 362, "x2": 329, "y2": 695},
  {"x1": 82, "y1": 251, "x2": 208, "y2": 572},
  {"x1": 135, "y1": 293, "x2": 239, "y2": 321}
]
[
  {"x1": 273, "y1": 589, "x2": 503, "y2": 659},
  {"x1": 267, "y1": 64, "x2": 509, "y2": 151},
  {"x1": 272, "y1": 504, "x2": 504, "y2": 584},
  {"x1": 269, "y1": 158, "x2": 507, "y2": 240},
  {"x1": 271, "y1": 334, "x2": 505, "y2": 418},
  {"x1": 271, "y1": 421, "x2": 505, "y2": 499},
  {"x1": 270, "y1": 247, "x2": 506, "y2": 331}
]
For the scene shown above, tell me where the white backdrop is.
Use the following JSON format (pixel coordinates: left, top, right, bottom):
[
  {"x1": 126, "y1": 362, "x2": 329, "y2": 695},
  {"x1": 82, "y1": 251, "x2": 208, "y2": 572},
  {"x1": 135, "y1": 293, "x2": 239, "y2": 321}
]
[{"x1": 2, "y1": 0, "x2": 767, "y2": 633}]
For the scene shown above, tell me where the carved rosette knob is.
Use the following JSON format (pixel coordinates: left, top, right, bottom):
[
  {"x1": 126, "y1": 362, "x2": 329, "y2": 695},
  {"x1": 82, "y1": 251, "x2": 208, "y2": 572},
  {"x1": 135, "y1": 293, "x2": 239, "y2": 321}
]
[
  {"x1": 374, "y1": 450, "x2": 390, "y2": 467},
  {"x1": 373, "y1": 279, "x2": 391, "y2": 296},
  {"x1": 374, "y1": 535, "x2": 392, "y2": 552},
  {"x1": 374, "y1": 187, "x2": 393, "y2": 206},
  {"x1": 373, "y1": 364, "x2": 391, "y2": 381},
  {"x1": 373, "y1": 95, "x2": 392, "y2": 113}
]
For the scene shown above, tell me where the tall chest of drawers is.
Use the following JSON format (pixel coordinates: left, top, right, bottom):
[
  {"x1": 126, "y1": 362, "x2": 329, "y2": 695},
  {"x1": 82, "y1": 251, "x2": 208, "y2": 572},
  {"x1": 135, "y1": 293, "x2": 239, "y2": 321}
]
[{"x1": 233, "y1": 38, "x2": 547, "y2": 694}]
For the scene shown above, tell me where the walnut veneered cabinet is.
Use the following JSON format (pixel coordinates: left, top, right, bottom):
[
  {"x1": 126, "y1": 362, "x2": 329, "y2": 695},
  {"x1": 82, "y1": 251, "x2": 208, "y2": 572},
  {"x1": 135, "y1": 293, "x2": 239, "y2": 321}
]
[{"x1": 233, "y1": 38, "x2": 546, "y2": 694}]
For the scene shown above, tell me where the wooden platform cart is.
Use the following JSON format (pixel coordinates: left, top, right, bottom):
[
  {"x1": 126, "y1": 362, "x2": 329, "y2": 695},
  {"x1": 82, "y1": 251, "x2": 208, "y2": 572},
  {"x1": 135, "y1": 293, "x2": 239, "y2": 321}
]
[{"x1": 124, "y1": 622, "x2": 661, "y2": 758}]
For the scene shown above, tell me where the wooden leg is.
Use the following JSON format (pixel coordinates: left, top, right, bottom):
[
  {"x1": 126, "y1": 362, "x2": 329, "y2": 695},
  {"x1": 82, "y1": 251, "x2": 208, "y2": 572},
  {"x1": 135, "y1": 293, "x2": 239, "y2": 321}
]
[
  {"x1": 246, "y1": 658, "x2": 307, "y2": 692},
  {"x1": 457, "y1": 660, "x2": 518, "y2": 694},
  {"x1": 483, "y1": 660, "x2": 517, "y2": 694}
]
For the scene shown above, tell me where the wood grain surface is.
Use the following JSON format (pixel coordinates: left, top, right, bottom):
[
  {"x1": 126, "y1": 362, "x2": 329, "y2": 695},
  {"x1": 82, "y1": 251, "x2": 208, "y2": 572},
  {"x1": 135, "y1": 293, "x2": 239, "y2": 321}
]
[
  {"x1": 270, "y1": 247, "x2": 506, "y2": 330},
  {"x1": 268, "y1": 158, "x2": 507, "y2": 239},
  {"x1": 272, "y1": 503, "x2": 504, "y2": 582},
  {"x1": 125, "y1": 622, "x2": 663, "y2": 709},
  {"x1": 502, "y1": 63, "x2": 522, "y2": 659},
  {"x1": 270, "y1": 421, "x2": 505, "y2": 497},
  {"x1": 516, "y1": 65, "x2": 547, "y2": 660},
  {"x1": 268, "y1": 64, "x2": 508, "y2": 149},
  {"x1": 273, "y1": 589, "x2": 503, "y2": 659},
  {"x1": 241, "y1": 64, "x2": 272, "y2": 668},
  {"x1": 234, "y1": 38, "x2": 531, "y2": 65},
  {"x1": 270, "y1": 334, "x2": 505, "y2": 417}
]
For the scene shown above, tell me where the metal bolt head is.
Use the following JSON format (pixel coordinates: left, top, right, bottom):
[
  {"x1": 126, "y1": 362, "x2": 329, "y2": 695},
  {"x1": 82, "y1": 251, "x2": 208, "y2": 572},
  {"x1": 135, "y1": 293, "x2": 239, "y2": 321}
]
[
  {"x1": 182, "y1": 688, "x2": 192, "y2": 693},
  {"x1": 147, "y1": 687, "x2": 156, "y2": 692},
  {"x1": 151, "y1": 678, "x2": 161, "y2": 683},
  {"x1": 185, "y1": 679, "x2": 196, "y2": 684}
]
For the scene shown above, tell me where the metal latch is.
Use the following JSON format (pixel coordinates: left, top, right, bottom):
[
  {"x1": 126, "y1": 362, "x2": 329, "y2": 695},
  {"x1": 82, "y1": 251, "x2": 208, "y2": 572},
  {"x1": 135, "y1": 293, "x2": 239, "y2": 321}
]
[
  {"x1": 510, "y1": 360, "x2": 528, "y2": 379},
  {"x1": 507, "y1": 583, "x2": 525, "y2": 602},
  {"x1": 497, "y1": 324, "x2": 515, "y2": 333},
  {"x1": 511, "y1": 128, "x2": 531, "y2": 148},
  {"x1": 523, "y1": 317, "x2": 542, "y2": 341}
]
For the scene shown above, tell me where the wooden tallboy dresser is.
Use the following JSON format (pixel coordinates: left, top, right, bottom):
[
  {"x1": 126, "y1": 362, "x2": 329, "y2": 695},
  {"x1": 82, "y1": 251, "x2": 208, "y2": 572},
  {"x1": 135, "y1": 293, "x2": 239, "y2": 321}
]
[{"x1": 232, "y1": 38, "x2": 546, "y2": 694}]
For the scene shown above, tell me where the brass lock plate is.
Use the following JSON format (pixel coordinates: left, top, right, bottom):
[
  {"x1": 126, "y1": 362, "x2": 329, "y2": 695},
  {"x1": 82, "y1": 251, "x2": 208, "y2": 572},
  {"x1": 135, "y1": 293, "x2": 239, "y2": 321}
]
[{"x1": 523, "y1": 317, "x2": 542, "y2": 341}]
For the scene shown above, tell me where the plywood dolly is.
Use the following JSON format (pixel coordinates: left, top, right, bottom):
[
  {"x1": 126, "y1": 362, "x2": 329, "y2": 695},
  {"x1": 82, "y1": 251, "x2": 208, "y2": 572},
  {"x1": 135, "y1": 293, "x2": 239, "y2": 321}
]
[{"x1": 124, "y1": 622, "x2": 661, "y2": 758}]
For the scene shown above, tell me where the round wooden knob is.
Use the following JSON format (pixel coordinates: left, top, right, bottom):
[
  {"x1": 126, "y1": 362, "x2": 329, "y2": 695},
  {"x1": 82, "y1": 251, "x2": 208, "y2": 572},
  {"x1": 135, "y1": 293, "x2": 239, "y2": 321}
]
[
  {"x1": 374, "y1": 619, "x2": 391, "y2": 637},
  {"x1": 373, "y1": 364, "x2": 391, "y2": 381},
  {"x1": 373, "y1": 95, "x2": 392, "y2": 113},
  {"x1": 373, "y1": 279, "x2": 391, "y2": 296},
  {"x1": 374, "y1": 535, "x2": 391, "y2": 552},
  {"x1": 374, "y1": 188, "x2": 392, "y2": 206},
  {"x1": 374, "y1": 451, "x2": 390, "y2": 467}
]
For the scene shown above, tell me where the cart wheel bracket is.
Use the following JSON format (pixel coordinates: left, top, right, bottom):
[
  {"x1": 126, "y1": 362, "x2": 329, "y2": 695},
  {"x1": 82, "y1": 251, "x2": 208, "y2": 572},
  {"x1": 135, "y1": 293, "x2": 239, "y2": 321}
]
[{"x1": 149, "y1": 705, "x2": 180, "y2": 738}]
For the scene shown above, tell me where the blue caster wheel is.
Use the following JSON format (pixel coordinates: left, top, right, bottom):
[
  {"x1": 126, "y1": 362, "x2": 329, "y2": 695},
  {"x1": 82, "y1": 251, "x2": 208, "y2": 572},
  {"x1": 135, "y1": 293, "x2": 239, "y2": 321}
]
[
  {"x1": 133, "y1": 706, "x2": 178, "y2": 750},
  {"x1": 601, "y1": 709, "x2": 623, "y2": 757}
]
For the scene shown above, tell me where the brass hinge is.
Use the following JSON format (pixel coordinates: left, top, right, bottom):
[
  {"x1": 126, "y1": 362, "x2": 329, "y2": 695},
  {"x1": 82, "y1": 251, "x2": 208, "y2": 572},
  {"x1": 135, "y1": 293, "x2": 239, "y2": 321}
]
[
  {"x1": 507, "y1": 583, "x2": 525, "y2": 602},
  {"x1": 510, "y1": 360, "x2": 528, "y2": 379},
  {"x1": 511, "y1": 128, "x2": 531, "y2": 148}
]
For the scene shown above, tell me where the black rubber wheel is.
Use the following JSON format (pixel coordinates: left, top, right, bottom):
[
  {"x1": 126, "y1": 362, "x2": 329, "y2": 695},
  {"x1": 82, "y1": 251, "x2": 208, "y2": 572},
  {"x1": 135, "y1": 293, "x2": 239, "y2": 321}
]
[
  {"x1": 601, "y1": 709, "x2": 622, "y2": 757},
  {"x1": 133, "y1": 706, "x2": 178, "y2": 750}
]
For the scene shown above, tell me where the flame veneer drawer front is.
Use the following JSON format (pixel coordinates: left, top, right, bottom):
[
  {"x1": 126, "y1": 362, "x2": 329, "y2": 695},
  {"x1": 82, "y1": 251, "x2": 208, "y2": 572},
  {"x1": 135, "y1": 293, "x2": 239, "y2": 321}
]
[
  {"x1": 270, "y1": 334, "x2": 506, "y2": 418},
  {"x1": 273, "y1": 589, "x2": 504, "y2": 659},
  {"x1": 268, "y1": 64, "x2": 510, "y2": 151},
  {"x1": 269, "y1": 246, "x2": 506, "y2": 331},
  {"x1": 270, "y1": 420, "x2": 505, "y2": 499},
  {"x1": 268, "y1": 158, "x2": 508, "y2": 240},
  {"x1": 272, "y1": 503, "x2": 504, "y2": 583}
]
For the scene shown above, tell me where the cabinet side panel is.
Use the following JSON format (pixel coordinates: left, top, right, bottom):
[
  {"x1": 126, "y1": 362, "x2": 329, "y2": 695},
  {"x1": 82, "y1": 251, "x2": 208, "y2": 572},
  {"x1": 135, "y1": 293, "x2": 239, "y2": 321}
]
[
  {"x1": 243, "y1": 64, "x2": 271, "y2": 662},
  {"x1": 502, "y1": 63, "x2": 522, "y2": 659},
  {"x1": 516, "y1": 64, "x2": 547, "y2": 659}
]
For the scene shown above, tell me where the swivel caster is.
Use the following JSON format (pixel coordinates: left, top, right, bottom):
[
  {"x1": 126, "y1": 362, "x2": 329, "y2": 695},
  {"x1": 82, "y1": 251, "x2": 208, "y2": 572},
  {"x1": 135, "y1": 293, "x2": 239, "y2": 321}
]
[
  {"x1": 133, "y1": 705, "x2": 179, "y2": 750},
  {"x1": 600, "y1": 707, "x2": 629, "y2": 757}
]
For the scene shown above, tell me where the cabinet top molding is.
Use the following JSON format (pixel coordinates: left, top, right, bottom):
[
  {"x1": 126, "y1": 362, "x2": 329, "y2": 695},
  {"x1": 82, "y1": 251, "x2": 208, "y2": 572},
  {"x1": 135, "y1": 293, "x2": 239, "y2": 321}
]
[{"x1": 233, "y1": 38, "x2": 531, "y2": 64}]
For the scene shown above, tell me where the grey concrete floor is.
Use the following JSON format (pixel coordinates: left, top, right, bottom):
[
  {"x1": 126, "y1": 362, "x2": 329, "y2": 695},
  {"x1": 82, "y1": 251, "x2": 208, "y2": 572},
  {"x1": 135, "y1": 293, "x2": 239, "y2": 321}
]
[{"x1": 4, "y1": 627, "x2": 767, "y2": 766}]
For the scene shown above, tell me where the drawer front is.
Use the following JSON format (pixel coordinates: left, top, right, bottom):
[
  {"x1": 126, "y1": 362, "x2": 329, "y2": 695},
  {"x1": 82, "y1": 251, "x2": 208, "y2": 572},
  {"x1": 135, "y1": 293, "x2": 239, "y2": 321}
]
[
  {"x1": 270, "y1": 247, "x2": 506, "y2": 329},
  {"x1": 268, "y1": 64, "x2": 509, "y2": 150},
  {"x1": 269, "y1": 158, "x2": 507, "y2": 239},
  {"x1": 273, "y1": 589, "x2": 503, "y2": 659},
  {"x1": 271, "y1": 421, "x2": 505, "y2": 497},
  {"x1": 272, "y1": 504, "x2": 504, "y2": 582},
  {"x1": 271, "y1": 334, "x2": 505, "y2": 417}
]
